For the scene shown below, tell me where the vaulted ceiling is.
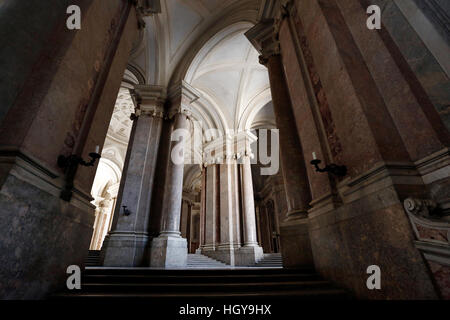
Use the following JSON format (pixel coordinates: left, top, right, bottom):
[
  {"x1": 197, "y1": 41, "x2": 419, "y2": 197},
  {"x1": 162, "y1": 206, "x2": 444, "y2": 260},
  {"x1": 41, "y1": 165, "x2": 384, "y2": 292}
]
[
  {"x1": 129, "y1": 0, "x2": 272, "y2": 132},
  {"x1": 186, "y1": 22, "x2": 271, "y2": 130},
  {"x1": 125, "y1": 0, "x2": 276, "y2": 193}
]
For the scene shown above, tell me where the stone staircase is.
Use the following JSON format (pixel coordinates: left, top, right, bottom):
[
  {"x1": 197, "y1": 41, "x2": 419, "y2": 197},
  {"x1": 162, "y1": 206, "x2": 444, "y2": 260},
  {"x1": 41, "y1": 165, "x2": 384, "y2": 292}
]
[
  {"x1": 85, "y1": 250, "x2": 101, "y2": 267},
  {"x1": 53, "y1": 268, "x2": 350, "y2": 300},
  {"x1": 186, "y1": 254, "x2": 228, "y2": 269},
  {"x1": 253, "y1": 253, "x2": 283, "y2": 268}
]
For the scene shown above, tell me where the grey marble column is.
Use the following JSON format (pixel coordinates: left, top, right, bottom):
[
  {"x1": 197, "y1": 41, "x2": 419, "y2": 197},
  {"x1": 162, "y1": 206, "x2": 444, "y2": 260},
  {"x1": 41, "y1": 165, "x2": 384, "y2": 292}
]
[
  {"x1": 202, "y1": 164, "x2": 219, "y2": 252},
  {"x1": 236, "y1": 155, "x2": 264, "y2": 265},
  {"x1": 216, "y1": 162, "x2": 238, "y2": 265},
  {"x1": 150, "y1": 81, "x2": 200, "y2": 268},
  {"x1": 241, "y1": 156, "x2": 259, "y2": 246},
  {"x1": 103, "y1": 85, "x2": 165, "y2": 267}
]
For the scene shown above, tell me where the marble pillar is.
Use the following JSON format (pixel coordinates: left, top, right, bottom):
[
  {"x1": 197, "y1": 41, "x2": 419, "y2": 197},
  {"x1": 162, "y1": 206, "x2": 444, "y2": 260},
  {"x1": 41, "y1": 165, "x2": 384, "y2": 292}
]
[
  {"x1": 265, "y1": 54, "x2": 312, "y2": 220},
  {"x1": 202, "y1": 165, "x2": 219, "y2": 252},
  {"x1": 0, "y1": 0, "x2": 142, "y2": 299},
  {"x1": 103, "y1": 85, "x2": 165, "y2": 267},
  {"x1": 180, "y1": 199, "x2": 190, "y2": 238},
  {"x1": 150, "y1": 82, "x2": 200, "y2": 268},
  {"x1": 215, "y1": 162, "x2": 239, "y2": 265},
  {"x1": 236, "y1": 155, "x2": 264, "y2": 265},
  {"x1": 246, "y1": 22, "x2": 314, "y2": 267},
  {"x1": 196, "y1": 167, "x2": 207, "y2": 253}
]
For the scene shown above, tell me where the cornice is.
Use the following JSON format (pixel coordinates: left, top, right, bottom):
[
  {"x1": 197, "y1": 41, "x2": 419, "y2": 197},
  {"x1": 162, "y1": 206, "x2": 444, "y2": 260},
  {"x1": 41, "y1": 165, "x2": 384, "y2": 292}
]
[
  {"x1": 133, "y1": 0, "x2": 162, "y2": 29},
  {"x1": 245, "y1": 20, "x2": 280, "y2": 65},
  {"x1": 167, "y1": 81, "x2": 202, "y2": 119},
  {"x1": 131, "y1": 85, "x2": 166, "y2": 118}
]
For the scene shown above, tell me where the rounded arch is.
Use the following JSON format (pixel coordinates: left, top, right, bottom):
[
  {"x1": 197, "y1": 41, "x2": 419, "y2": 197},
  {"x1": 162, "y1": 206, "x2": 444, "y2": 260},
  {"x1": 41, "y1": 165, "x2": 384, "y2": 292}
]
[
  {"x1": 184, "y1": 22, "x2": 256, "y2": 84},
  {"x1": 167, "y1": 1, "x2": 260, "y2": 88},
  {"x1": 91, "y1": 158, "x2": 122, "y2": 199},
  {"x1": 238, "y1": 88, "x2": 273, "y2": 130}
]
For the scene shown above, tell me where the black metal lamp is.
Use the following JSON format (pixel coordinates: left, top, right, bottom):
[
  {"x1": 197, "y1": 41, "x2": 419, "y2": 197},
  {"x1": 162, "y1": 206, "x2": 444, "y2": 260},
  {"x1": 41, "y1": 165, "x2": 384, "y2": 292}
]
[
  {"x1": 57, "y1": 152, "x2": 101, "y2": 170},
  {"x1": 58, "y1": 146, "x2": 101, "y2": 201},
  {"x1": 310, "y1": 152, "x2": 347, "y2": 177}
]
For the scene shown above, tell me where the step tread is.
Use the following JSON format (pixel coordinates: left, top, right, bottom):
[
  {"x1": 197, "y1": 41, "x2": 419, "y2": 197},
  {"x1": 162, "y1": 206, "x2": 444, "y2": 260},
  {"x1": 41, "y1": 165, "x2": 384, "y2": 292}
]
[
  {"x1": 82, "y1": 280, "x2": 330, "y2": 287},
  {"x1": 54, "y1": 289, "x2": 348, "y2": 299}
]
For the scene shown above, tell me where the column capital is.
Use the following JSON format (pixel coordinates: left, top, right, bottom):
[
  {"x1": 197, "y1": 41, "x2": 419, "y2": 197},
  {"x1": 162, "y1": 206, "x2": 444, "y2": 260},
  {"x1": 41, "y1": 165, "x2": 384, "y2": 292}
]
[
  {"x1": 132, "y1": 85, "x2": 166, "y2": 118},
  {"x1": 167, "y1": 81, "x2": 201, "y2": 119},
  {"x1": 245, "y1": 20, "x2": 280, "y2": 66},
  {"x1": 203, "y1": 131, "x2": 257, "y2": 165},
  {"x1": 133, "y1": 0, "x2": 162, "y2": 29}
]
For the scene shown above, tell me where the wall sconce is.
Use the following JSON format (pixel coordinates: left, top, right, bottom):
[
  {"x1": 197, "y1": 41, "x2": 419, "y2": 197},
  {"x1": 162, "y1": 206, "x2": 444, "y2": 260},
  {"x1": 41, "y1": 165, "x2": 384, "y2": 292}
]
[
  {"x1": 122, "y1": 206, "x2": 131, "y2": 216},
  {"x1": 57, "y1": 152, "x2": 101, "y2": 170},
  {"x1": 310, "y1": 152, "x2": 347, "y2": 177},
  {"x1": 58, "y1": 146, "x2": 101, "y2": 202}
]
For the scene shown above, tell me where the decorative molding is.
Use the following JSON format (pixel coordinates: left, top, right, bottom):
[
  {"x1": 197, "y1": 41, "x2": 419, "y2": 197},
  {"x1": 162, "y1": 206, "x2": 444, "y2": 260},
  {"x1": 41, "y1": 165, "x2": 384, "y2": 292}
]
[
  {"x1": 109, "y1": 88, "x2": 135, "y2": 142},
  {"x1": 245, "y1": 20, "x2": 280, "y2": 65},
  {"x1": 404, "y1": 197, "x2": 450, "y2": 278},
  {"x1": 132, "y1": 84, "x2": 167, "y2": 118},
  {"x1": 203, "y1": 130, "x2": 257, "y2": 165},
  {"x1": 134, "y1": 0, "x2": 162, "y2": 29},
  {"x1": 167, "y1": 81, "x2": 201, "y2": 119},
  {"x1": 404, "y1": 198, "x2": 438, "y2": 218},
  {"x1": 0, "y1": 150, "x2": 95, "y2": 212},
  {"x1": 414, "y1": 147, "x2": 450, "y2": 184}
]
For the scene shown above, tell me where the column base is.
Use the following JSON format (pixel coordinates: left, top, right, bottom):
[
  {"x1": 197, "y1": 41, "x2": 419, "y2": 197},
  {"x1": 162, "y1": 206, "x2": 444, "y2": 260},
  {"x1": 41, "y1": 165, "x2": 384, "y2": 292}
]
[
  {"x1": 279, "y1": 217, "x2": 314, "y2": 268},
  {"x1": 286, "y1": 209, "x2": 308, "y2": 221},
  {"x1": 201, "y1": 244, "x2": 238, "y2": 266},
  {"x1": 149, "y1": 235, "x2": 187, "y2": 268},
  {"x1": 235, "y1": 245, "x2": 264, "y2": 266},
  {"x1": 102, "y1": 232, "x2": 150, "y2": 267}
]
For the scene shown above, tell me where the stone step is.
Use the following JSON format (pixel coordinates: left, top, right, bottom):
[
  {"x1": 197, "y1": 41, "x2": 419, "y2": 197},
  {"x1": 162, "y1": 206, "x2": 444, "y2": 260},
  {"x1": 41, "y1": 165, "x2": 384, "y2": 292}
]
[
  {"x1": 81, "y1": 273, "x2": 322, "y2": 285},
  {"x1": 53, "y1": 266, "x2": 350, "y2": 301},
  {"x1": 78, "y1": 280, "x2": 332, "y2": 294},
  {"x1": 85, "y1": 250, "x2": 102, "y2": 267},
  {"x1": 54, "y1": 288, "x2": 349, "y2": 300}
]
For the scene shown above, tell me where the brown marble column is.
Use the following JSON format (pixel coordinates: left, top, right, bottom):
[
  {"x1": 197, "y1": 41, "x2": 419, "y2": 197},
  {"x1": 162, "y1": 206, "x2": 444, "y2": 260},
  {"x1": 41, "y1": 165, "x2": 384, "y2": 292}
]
[
  {"x1": 246, "y1": 20, "x2": 314, "y2": 268},
  {"x1": 102, "y1": 85, "x2": 165, "y2": 267},
  {"x1": 247, "y1": 22, "x2": 312, "y2": 221},
  {"x1": 150, "y1": 81, "x2": 200, "y2": 268},
  {"x1": 196, "y1": 166, "x2": 207, "y2": 253},
  {"x1": 180, "y1": 199, "x2": 190, "y2": 238},
  {"x1": 268, "y1": 54, "x2": 312, "y2": 219}
]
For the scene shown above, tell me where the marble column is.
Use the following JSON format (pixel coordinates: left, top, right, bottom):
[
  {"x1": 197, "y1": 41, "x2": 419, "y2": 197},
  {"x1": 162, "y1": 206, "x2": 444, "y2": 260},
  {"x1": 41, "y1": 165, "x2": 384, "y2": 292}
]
[
  {"x1": 196, "y1": 167, "x2": 207, "y2": 253},
  {"x1": 201, "y1": 164, "x2": 219, "y2": 252},
  {"x1": 103, "y1": 85, "x2": 165, "y2": 267},
  {"x1": 150, "y1": 81, "x2": 200, "y2": 268},
  {"x1": 246, "y1": 22, "x2": 312, "y2": 221},
  {"x1": 246, "y1": 20, "x2": 313, "y2": 268},
  {"x1": 216, "y1": 162, "x2": 238, "y2": 265},
  {"x1": 236, "y1": 155, "x2": 264, "y2": 265},
  {"x1": 180, "y1": 199, "x2": 189, "y2": 238}
]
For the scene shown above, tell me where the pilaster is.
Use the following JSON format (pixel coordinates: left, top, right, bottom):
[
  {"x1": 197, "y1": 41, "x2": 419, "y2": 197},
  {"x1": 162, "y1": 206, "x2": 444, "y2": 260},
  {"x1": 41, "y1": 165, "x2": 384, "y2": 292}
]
[
  {"x1": 103, "y1": 85, "x2": 166, "y2": 267},
  {"x1": 149, "y1": 81, "x2": 200, "y2": 268}
]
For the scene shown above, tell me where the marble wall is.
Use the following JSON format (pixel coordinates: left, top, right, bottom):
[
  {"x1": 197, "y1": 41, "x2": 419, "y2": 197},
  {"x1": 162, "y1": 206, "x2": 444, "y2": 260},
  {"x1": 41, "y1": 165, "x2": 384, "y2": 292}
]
[
  {"x1": 273, "y1": 0, "x2": 450, "y2": 298},
  {"x1": 0, "y1": 0, "x2": 138, "y2": 299}
]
